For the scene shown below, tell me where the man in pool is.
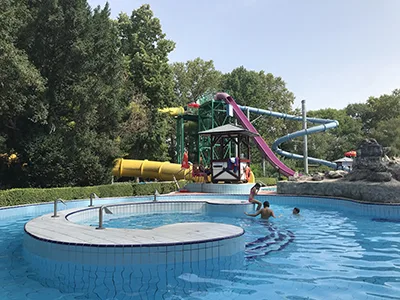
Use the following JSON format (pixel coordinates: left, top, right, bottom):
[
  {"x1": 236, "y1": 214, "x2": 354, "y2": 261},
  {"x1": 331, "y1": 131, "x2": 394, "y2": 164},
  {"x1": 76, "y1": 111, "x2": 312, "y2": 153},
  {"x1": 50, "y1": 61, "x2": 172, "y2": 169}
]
[
  {"x1": 293, "y1": 207, "x2": 300, "y2": 215},
  {"x1": 248, "y1": 183, "x2": 262, "y2": 210},
  {"x1": 244, "y1": 201, "x2": 276, "y2": 219}
]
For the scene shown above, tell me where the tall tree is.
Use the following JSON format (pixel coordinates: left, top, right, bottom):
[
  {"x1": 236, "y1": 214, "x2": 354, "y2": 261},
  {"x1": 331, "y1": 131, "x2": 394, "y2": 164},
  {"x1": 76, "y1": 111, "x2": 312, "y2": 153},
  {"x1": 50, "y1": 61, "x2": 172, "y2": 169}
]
[
  {"x1": 222, "y1": 66, "x2": 297, "y2": 169},
  {"x1": 371, "y1": 118, "x2": 400, "y2": 156},
  {"x1": 117, "y1": 5, "x2": 176, "y2": 161},
  {"x1": 0, "y1": 0, "x2": 47, "y2": 147},
  {"x1": 0, "y1": 0, "x2": 47, "y2": 187},
  {"x1": 307, "y1": 108, "x2": 365, "y2": 161},
  {"x1": 15, "y1": 1, "x2": 128, "y2": 187},
  {"x1": 172, "y1": 58, "x2": 222, "y2": 105},
  {"x1": 118, "y1": 5, "x2": 175, "y2": 107}
]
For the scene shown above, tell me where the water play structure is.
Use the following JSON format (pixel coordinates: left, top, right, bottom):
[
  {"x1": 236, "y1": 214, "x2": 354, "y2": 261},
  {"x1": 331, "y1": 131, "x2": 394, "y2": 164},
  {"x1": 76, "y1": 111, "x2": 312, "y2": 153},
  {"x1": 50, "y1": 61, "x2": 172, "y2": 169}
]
[
  {"x1": 112, "y1": 159, "x2": 191, "y2": 180},
  {"x1": 216, "y1": 92, "x2": 339, "y2": 176},
  {"x1": 113, "y1": 92, "x2": 339, "y2": 180}
]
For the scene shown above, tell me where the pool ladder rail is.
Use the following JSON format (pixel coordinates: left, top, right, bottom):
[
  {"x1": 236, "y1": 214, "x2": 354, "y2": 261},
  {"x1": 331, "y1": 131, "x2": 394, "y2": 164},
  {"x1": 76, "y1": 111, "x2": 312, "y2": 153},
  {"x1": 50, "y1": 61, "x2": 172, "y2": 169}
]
[
  {"x1": 88, "y1": 192, "x2": 99, "y2": 207},
  {"x1": 153, "y1": 189, "x2": 160, "y2": 202},
  {"x1": 52, "y1": 198, "x2": 66, "y2": 218},
  {"x1": 96, "y1": 205, "x2": 113, "y2": 230},
  {"x1": 96, "y1": 189, "x2": 160, "y2": 230}
]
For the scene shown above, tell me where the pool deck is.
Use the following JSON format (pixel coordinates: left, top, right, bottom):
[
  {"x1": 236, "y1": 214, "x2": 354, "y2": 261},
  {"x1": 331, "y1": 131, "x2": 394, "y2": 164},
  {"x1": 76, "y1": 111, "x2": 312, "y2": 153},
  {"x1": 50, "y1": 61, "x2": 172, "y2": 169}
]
[{"x1": 24, "y1": 199, "x2": 247, "y2": 247}]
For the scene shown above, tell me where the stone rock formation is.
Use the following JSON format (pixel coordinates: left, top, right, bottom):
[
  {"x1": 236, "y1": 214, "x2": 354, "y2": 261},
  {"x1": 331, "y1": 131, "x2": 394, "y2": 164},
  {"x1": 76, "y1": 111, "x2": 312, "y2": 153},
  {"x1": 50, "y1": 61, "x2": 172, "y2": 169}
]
[
  {"x1": 345, "y1": 138, "x2": 392, "y2": 182},
  {"x1": 288, "y1": 138, "x2": 400, "y2": 183},
  {"x1": 279, "y1": 139, "x2": 400, "y2": 203}
]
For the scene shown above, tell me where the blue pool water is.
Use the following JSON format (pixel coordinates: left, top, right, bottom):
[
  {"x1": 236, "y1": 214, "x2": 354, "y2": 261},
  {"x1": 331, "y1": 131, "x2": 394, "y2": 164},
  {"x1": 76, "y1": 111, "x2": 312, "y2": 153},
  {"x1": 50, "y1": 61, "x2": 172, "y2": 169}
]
[{"x1": 2, "y1": 198, "x2": 400, "y2": 299}]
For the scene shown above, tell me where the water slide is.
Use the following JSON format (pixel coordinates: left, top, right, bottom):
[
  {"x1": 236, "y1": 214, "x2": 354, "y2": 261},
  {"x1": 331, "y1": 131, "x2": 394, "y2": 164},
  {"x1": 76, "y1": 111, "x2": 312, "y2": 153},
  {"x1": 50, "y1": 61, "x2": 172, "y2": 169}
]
[
  {"x1": 112, "y1": 107, "x2": 191, "y2": 181},
  {"x1": 112, "y1": 159, "x2": 191, "y2": 180},
  {"x1": 237, "y1": 106, "x2": 338, "y2": 168},
  {"x1": 112, "y1": 158, "x2": 256, "y2": 183},
  {"x1": 215, "y1": 92, "x2": 339, "y2": 177},
  {"x1": 158, "y1": 106, "x2": 185, "y2": 116}
]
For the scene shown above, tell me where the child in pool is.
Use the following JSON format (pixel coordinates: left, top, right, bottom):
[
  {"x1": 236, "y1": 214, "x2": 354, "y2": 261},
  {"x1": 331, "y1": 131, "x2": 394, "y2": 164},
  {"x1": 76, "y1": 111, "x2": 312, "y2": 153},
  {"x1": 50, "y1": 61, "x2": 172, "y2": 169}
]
[{"x1": 248, "y1": 183, "x2": 262, "y2": 210}]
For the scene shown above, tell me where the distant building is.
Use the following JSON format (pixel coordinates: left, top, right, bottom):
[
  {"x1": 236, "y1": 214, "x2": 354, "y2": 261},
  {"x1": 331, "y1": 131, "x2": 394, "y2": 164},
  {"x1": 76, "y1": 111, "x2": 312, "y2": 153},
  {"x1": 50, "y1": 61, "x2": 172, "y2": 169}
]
[{"x1": 334, "y1": 157, "x2": 353, "y2": 171}]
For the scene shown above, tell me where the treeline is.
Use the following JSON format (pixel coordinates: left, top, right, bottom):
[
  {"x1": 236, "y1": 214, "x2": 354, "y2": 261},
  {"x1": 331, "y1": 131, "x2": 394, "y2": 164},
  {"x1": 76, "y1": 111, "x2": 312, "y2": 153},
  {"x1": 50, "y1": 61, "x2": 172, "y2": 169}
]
[{"x1": 1, "y1": 1, "x2": 399, "y2": 189}]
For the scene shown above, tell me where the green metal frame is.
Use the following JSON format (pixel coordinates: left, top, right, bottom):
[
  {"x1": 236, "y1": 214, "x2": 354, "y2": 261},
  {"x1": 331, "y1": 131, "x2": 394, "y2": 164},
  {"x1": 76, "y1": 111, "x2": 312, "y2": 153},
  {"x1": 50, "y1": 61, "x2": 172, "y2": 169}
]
[
  {"x1": 176, "y1": 116, "x2": 184, "y2": 164},
  {"x1": 176, "y1": 114, "x2": 198, "y2": 164},
  {"x1": 197, "y1": 95, "x2": 234, "y2": 166},
  {"x1": 175, "y1": 92, "x2": 235, "y2": 167}
]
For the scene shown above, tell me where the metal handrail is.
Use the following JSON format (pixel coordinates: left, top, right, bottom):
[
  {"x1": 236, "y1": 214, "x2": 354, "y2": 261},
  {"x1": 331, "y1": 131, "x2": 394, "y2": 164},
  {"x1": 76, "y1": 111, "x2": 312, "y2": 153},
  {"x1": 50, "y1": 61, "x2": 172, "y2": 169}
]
[
  {"x1": 96, "y1": 205, "x2": 113, "y2": 229},
  {"x1": 153, "y1": 189, "x2": 160, "y2": 202},
  {"x1": 89, "y1": 192, "x2": 99, "y2": 207},
  {"x1": 52, "y1": 198, "x2": 66, "y2": 218}
]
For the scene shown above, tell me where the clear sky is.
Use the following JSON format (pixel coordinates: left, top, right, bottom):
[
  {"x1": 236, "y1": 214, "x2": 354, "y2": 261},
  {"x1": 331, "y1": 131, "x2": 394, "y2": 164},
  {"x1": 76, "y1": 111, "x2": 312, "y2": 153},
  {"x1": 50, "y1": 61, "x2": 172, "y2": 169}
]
[{"x1": 88, "y1": 0, "x2": 400, "y2": 111}]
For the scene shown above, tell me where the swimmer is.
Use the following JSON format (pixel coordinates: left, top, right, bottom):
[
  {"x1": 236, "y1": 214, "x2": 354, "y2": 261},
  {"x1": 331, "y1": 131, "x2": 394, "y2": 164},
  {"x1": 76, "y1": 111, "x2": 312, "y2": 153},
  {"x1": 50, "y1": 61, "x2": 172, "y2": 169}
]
[
  {"x1": 244, "y1": 201, "x2": 276, "y2": 220},
  {"x1": 293, "y1": 207, "x2": 300, "y2": 215}
]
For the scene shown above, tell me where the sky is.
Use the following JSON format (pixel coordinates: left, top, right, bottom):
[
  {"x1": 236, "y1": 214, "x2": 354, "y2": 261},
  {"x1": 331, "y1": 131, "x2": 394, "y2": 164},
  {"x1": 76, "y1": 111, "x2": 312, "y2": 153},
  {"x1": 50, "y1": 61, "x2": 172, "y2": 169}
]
[{"x1": 88, "y1": 0, "x2": 400, "y2": 111}]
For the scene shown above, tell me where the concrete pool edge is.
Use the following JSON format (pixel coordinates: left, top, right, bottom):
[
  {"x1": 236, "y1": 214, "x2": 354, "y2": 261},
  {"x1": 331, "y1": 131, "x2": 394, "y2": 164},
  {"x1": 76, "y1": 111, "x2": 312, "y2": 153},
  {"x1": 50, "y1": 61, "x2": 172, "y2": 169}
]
[
  {"x1": 23, "y1": 199, "x2": 248, "y2": 274},
  {"x1": 24, "y1": 200, "x2": 250, "y2": 246}
]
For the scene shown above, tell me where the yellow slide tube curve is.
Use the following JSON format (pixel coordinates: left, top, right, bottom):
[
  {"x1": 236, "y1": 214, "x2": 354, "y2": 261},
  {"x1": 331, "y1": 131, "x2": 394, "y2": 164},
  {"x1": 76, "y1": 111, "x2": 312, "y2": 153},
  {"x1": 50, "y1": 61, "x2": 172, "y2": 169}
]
[
  {"x1": 112, "y1": 159, "x2": 192, "y2": 181},
  {"x1": 112, "y1": 158, "x2": 256, "y2": 183},
  {"x1": 158, "y1": 107, "x2": 185, "y2": 116}
]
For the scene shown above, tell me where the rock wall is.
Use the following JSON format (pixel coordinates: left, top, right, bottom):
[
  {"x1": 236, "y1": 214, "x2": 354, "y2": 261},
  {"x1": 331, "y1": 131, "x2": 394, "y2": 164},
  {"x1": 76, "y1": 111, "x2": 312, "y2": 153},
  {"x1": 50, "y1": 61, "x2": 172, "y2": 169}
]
[
  {"x1": 278, "y1": 139, "x2": 400, "y2": 203},
  {"x1": 277, "y1": 180, "x2": 400, "y2": 204}
]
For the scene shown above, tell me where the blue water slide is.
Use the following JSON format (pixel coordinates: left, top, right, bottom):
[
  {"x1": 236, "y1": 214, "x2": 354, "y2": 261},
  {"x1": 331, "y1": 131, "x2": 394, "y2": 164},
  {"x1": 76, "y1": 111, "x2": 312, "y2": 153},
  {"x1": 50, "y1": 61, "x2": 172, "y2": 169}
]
[{"x1": 237, "y1": 105, "x2": 339, "y2": 168}]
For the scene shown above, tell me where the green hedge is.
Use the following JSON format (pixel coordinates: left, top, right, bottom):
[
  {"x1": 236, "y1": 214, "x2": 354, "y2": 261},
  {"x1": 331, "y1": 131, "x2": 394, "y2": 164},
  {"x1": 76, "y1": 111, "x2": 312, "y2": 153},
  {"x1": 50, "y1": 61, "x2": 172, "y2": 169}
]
[
  {"x1": 131, "y1": 181, "x2": 181, "y2": 196},
  {"x1": 0, "y1": 181, "x2": 185, "y2": 207},
  {"x1": 256, "y1": 177, "x2": 277, "y2": 186}
]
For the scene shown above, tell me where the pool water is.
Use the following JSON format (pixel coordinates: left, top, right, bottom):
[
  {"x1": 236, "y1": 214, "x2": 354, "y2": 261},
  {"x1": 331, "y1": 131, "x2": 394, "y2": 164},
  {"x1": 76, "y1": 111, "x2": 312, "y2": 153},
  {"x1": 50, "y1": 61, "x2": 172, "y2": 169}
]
[
  {"x1": 2, "y1": 203, "x2": 400, "y2": 299},
  {"x1": 95, "y1": 212, "x2": 296, "y2": 259}
]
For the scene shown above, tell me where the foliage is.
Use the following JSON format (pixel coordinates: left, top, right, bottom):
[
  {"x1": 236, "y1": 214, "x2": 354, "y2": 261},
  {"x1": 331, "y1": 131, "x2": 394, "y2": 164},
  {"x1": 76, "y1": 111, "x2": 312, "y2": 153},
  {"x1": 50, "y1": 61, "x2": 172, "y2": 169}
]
[
  {"x1": 131, "y1": 181, "x2": 180, "y2": 195},
  {"x1": 117, "y1": 5, "x2": 175, "y2": 162},
  {"x1": 222, "y1": 66, "x2": 298, "y2": 173},
  {"x1": 0, "y1": 183, "x2": 132, "y2": 206},
  {"x1": 172, "y1": 58, "x2": 222, "y2": 105},
  {"x1": 222, "y1": 66, "x2": 294, "y2": 112},
  {"x1": 307, "y1": 108, "x2": 365, "y2": 161},
  {"x1": 0, "y1": 181, "x2": 181, "y2": 207},
  {"x1": 1, "y1": 1, "x2": 129, "y2": 188},
  {"x1": 371, "y1": 118, "x2": 400, "y2": 156},
  {"x1": 0, "y1": 0, "x2": 47, "y2": 146},
  {"x1": 1, "y1": 1, "x2": 399, "y2": 189},
  {"x1": 254, "y1": 177, "x2": 277, "y2": 186}
]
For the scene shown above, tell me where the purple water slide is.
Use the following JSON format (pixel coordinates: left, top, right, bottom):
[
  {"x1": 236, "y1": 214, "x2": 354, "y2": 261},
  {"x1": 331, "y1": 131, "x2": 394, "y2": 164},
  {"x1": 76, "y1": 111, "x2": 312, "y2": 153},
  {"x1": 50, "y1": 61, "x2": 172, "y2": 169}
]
[{"x1": 215, "y1": 92, "x2": 295, "y2": 177}]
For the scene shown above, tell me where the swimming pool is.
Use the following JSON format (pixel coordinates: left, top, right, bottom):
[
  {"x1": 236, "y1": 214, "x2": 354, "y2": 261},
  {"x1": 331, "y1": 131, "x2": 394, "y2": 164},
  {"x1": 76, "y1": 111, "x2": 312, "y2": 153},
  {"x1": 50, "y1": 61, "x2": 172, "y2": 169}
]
[{"x1": 2, "y1": 195, "x2": 400, "y2": 299}]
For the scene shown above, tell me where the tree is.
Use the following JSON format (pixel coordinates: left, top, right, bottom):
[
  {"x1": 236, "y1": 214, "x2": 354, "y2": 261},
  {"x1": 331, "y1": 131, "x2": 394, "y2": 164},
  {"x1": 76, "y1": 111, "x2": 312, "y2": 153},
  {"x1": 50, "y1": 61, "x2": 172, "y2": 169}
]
[
  {"x1": 307, "y1": 108, "x2": 365, "y2": 161},
  {"x1": 117, "y1": 5, "x2": 176, "y2": 161},
  {"x1": 0, "y1": 0, "x2": 48, "y2": 187},
  {"x1": 118, "y1": 5, "x2": 175, "y2": 107},
  {"x1": 222, "y1": 66, "x2": 297, "y2": 171},
  {"x1": 365, "y1": 89, "x2": 400, "y2": 131},
  {"x1": 364, "y1": 90, "x2": 400, "y2": 155},
  {"x1": 371, "y1": 118, "x2": 400, "y2": 156},
  {"x1": 172, "y1": 58, "x2": 222, "y2": 105},
  {"x1": 346, "y1": 89, "x2": 400, "y2": 135},
  {"x1": 222, "y1": 66, "x2": 294, "y2": 112},
  {"x1": 0, "y1": 0, "x2": 47, "y2": 147},
  {"x1": 12, "y1": 1, "x2": 129, "y2": 187}
]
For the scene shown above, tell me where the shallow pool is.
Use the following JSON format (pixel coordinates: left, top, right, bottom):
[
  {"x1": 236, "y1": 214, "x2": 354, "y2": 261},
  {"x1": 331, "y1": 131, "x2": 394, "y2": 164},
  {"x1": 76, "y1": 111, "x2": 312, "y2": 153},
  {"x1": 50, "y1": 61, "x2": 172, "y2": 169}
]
[{"x1": 2, "y1": 198, "x2": 400, "y2": 299}]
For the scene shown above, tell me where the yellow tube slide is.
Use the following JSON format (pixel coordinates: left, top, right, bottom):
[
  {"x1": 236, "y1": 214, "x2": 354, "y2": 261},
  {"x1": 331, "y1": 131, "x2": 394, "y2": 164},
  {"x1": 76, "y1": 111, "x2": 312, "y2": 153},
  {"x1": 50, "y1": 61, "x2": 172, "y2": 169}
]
[
  {"x1": 158, "y1": 107, "x2": 185, "y2": 116},
  {"x1": 112, "y1": 158, "x2": 255, "y2": 183},
  {"x1": 112, "y1": 159, "x2": 192, "y2": 181}
]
